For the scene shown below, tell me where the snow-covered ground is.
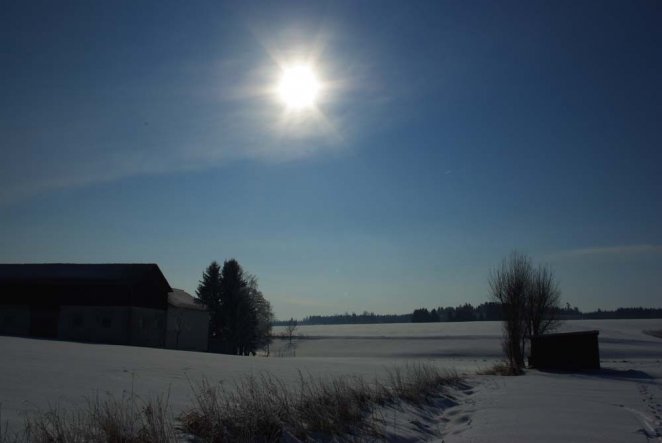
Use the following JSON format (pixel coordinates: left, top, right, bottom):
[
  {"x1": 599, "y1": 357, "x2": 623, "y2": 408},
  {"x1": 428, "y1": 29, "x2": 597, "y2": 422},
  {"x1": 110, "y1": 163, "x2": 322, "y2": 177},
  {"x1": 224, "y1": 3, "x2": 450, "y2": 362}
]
[
  {"x1": 442, "y1": 361, "x2": 662, "y2": 442},
  {"x1": 1, "y1": 319, "x2": 661, "y2": 440},
  {"x1": 274, "y1": 319, "x2": 662, "y2": 362}
]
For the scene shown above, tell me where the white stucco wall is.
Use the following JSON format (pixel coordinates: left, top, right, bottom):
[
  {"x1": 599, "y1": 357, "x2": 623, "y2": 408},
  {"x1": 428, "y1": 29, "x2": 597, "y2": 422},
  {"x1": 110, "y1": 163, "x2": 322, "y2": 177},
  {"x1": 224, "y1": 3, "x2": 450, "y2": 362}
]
[
  {"x1": 129, "y1": 307, "x2": 167, "y2": 347},
  {"x1": 165, "y1": 307, "x2": 209, "y2": 351}
]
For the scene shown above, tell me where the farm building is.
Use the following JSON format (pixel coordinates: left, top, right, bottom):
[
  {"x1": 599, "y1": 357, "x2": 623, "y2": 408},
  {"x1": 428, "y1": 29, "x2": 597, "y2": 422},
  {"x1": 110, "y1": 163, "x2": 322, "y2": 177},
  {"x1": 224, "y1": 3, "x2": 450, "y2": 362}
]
[
  {"x1": 165, "y1": 288, "x2": 209, "y2": 351},
  {"x1": 529, "y1": 330, "x2": 600, "y2": 371},
  {"x1": 0, "y1": 264, "x2": 208, "y2": 351}
]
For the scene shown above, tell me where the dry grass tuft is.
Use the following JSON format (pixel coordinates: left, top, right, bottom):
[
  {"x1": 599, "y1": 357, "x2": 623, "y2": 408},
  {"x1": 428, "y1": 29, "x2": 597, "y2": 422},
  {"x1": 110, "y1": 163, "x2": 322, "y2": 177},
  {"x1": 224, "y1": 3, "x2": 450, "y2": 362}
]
[
  {"x1": 477, "y1": 361, "x2": 524, "y2": 376},
  {"x1": 180, "y1": 363, "x2": 461, "y2": 442},
  {"x1": 18, "y1": 391, "x2": 176, "y2": 443},
  {"x1": 385, "y1": 364, "x2": 461, "y2": 403},
  {"x1": 1, "y1": 404, "x2": 16, "y2": 443},
  {"x1": 5, "y1": 364, "x2": 460, "y2": 442}
]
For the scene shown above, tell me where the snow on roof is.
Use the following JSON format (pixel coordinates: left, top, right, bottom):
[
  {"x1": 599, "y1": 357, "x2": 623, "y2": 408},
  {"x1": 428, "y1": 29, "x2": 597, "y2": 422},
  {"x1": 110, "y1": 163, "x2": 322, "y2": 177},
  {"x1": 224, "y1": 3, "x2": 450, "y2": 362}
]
[{"x1": 168, "y1": 288, "x2": 206, "y2": 311}]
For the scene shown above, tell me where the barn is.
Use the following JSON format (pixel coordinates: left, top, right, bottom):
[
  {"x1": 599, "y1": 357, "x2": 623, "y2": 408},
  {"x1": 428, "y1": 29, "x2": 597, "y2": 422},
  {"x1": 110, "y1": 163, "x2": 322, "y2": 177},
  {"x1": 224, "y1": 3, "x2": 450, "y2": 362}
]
[
  {"x1": 165, "y1": 288, "x2": 209, "y2": 351},
  {"x1": 0, "y1": 264, "x2": 208, "y2": 351}
]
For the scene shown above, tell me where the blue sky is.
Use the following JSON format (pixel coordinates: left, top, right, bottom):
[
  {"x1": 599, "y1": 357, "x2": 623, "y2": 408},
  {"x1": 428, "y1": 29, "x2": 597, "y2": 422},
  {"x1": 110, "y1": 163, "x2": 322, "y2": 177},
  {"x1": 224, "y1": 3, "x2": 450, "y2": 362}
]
[{"x1": 1, "y1": 1, "x2": 661, "y2": 319}]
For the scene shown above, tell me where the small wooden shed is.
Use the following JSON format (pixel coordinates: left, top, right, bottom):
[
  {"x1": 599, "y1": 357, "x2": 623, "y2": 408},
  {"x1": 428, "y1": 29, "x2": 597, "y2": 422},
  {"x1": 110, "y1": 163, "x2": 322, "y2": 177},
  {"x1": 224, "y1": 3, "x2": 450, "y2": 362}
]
[{"x1": 529, "y1": 330, "x2": 600, "y2": 371}]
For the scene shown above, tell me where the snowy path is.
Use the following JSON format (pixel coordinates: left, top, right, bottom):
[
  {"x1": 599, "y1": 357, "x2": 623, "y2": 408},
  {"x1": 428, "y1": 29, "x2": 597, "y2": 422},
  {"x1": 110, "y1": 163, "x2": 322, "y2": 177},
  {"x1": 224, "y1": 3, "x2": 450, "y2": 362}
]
[{"x1": 441, "y1": 362, "x2": 662, "y2": 442}]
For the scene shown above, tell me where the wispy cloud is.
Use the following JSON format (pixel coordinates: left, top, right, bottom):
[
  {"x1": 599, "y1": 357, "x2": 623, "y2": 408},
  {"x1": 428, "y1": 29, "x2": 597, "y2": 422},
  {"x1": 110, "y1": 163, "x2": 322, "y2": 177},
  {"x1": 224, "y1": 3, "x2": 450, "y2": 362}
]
[
  {"x1": 548, "y1": 244, "x2": 662, "y2": 259},
  {"x1": 0, "y1": 47, "x2": 389, "y2": 206}
]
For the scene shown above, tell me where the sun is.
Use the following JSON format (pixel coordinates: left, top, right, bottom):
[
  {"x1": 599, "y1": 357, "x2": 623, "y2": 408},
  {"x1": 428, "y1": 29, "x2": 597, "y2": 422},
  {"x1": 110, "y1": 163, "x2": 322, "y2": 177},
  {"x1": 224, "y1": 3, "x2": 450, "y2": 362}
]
[{"x1": 277, "y1": 64, "x2": 320, "y2": 110}]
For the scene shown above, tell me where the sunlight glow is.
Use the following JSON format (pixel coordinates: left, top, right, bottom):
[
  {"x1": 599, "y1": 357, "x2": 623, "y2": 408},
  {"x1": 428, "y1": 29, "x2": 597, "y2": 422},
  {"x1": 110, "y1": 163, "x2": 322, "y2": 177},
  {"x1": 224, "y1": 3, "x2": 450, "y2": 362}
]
[{"x1": 277, "y1": 64, "x2": 320, "y2": 110}]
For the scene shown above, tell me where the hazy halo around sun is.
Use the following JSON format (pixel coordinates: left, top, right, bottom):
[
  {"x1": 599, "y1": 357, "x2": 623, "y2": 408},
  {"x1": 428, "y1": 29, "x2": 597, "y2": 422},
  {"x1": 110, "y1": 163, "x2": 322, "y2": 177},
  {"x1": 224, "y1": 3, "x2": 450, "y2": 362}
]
[{"x1": 277, "y1": 64, "x2": 320, "y2": 110}]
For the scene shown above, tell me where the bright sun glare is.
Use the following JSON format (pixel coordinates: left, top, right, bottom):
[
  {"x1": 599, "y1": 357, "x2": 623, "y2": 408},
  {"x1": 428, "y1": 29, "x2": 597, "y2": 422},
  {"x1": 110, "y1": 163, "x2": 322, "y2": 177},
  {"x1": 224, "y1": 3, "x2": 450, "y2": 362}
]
[{"x1": 277, "y1": 64, "x2": 320, "y2": 110}]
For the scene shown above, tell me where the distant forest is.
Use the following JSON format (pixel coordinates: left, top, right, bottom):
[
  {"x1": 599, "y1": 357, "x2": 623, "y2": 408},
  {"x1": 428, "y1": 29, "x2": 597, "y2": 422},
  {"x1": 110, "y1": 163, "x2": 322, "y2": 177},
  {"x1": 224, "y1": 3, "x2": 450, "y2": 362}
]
[{"x1": 273, "y1": 304, "x2": 662, "y2": 326}]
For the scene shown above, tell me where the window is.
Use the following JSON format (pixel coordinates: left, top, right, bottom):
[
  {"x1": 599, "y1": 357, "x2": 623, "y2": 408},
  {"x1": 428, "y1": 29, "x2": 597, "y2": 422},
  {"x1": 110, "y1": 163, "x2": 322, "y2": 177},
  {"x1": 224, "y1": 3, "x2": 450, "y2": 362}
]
[{"x1": 101, "y1": 316, "x2": 112, "y2": 328}]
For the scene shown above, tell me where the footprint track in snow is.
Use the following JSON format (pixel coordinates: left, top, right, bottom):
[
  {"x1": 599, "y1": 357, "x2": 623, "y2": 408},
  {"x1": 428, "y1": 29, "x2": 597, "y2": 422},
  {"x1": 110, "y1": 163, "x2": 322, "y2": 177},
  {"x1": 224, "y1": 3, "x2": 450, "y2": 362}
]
[{"x1": 630, "y1": 382, "x2": 662, "y2": 441}]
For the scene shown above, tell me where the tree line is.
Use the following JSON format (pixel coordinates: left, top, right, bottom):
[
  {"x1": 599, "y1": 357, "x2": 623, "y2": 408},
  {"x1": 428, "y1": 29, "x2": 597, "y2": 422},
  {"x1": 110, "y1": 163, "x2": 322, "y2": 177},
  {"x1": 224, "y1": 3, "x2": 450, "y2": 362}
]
[
  {"x1": 410, "y1": 302, "x2": 588, "y2": 323},
  {"x1": 280, "y1": 303, "x2": 660, "y2": 326},
  {"x1": 283, "y1": 304, "x2": 579, "y2": 326},
  {"x1": 196, "y1": 259, "x2": 273, "y2": 355},
  {"x1": 275, "y1": 312, "x2": 411, "y2": 326},
  {"x1": 411, "y1": 302, "x2": 502, "y2": 322},
  {"x1": 582, "y1": 307, "x2": 662, "y2": 319},
  {"x1": 412, "y1": 304, "x2": 662, "y2": 323}
]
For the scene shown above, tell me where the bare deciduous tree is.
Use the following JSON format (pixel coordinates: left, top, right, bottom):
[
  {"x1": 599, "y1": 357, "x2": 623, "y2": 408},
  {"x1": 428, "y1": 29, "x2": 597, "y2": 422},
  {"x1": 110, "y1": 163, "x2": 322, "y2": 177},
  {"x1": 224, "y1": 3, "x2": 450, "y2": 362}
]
[
  {"x1": 527, "y1": 264, "x2": 561, "y2": 338},
  {"x1": 245, "y1": 274, "x2": 274, "y2": 356},
  {"x1": 489, "y1": 252, "x2": 562, "y2": 372},
  {"x1": 174, "y1": 310, "x2": 186, "y2": 348},
  {"x1": 284, "y1": 318, "x2": 298, "y2": 345},
  {"x1": 489, "y1": 252, "x2": 532, "y2": 371}
]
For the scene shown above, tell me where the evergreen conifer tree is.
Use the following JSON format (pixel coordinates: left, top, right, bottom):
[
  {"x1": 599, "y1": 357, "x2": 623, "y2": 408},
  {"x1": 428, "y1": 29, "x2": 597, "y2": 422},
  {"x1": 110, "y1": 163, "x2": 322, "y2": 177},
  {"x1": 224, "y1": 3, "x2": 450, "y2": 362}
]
[
  {"x1": 219, "y1": 259, "x2": 249, "y2": 354},
  {"x1": 197, "y1": 259, "x2": 273, "y2": 355},
  {"x1": 196, "y1": 261, "x2": 222, "y2": 338}
]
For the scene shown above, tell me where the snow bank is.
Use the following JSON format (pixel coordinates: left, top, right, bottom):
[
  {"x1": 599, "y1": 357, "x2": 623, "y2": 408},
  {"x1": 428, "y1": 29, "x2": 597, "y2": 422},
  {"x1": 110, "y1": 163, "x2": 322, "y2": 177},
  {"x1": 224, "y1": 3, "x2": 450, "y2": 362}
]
[
  {"x1": 1, "y1": 319, "x2": 660, "y2": 439},
  {"x1": 442, "y1": 362, "x2": 662, "y2": 442}
]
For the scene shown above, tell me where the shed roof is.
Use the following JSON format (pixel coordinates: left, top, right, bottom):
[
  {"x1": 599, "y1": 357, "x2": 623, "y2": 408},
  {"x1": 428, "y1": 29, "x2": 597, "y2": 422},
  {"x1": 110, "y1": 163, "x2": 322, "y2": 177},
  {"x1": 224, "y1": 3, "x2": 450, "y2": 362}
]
[{"x1": 532, "y1": 330, "x2": 599, "y2": 339}]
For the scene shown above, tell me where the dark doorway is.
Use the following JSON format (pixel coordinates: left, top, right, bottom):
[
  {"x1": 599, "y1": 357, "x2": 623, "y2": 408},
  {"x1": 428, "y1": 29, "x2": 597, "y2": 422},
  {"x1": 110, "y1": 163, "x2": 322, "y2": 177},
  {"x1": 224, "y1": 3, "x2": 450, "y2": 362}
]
[{"x1": 30, "y1": 305, "x2": 59, "y2": 338}]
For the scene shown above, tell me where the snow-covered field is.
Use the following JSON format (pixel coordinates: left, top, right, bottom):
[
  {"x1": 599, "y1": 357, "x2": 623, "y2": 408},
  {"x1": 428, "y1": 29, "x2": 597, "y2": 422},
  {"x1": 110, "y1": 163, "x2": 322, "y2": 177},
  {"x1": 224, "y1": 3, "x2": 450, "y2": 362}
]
[
  {"x1": 274, "y1": 319, "x2": 662, "y2": 362},
  {"x1": 1, "y1": 319, "x2": 661, "y2": 440}
]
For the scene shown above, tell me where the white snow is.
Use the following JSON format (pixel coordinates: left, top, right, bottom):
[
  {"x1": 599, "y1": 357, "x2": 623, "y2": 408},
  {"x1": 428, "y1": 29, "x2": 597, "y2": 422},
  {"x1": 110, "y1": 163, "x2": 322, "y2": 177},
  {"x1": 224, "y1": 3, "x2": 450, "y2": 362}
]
[
  {"x1": 168, "y1": 288, "x2": 206, "y2": 310},
  {"x1": 442, "y1": 362, "x2": 662, "y2": 442},
  {"x1": 1, "y1": 319, "x2": 661, "y2": 440}
]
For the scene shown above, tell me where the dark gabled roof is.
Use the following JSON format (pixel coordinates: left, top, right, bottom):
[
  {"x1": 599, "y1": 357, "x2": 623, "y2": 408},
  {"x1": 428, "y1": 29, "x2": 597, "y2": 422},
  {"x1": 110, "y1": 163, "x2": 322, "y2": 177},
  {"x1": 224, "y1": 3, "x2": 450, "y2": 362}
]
[
  {"x1": 532, "y1": 330, "x2": 600, "y2": 339},
  {"x1": 0, "y1": 263, "x2": 172, "y2": 292}
]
